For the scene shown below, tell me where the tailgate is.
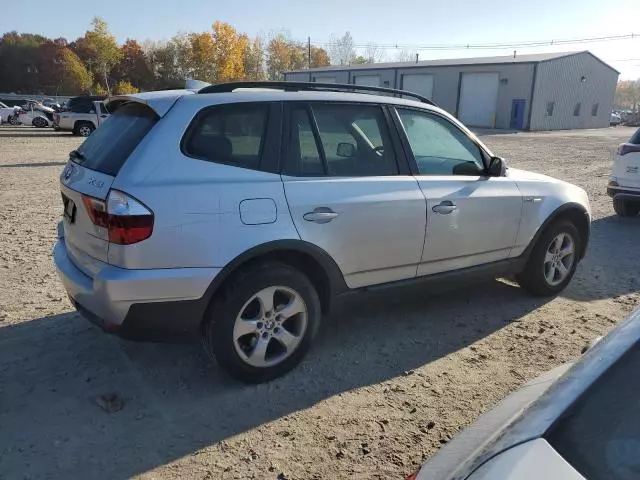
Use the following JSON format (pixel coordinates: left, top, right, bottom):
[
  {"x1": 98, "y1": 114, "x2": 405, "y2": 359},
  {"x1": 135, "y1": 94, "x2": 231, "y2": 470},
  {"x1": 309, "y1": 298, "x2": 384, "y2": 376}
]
[
  {"x1": 614, "y1": 150, "x2": 640, "y2": 189},
  {"x1": 60, "y1": 163, "x2": 115, "y2": 269},
  {"x1": 59, "y1": 102, "x2": 160, "y2": 271}
]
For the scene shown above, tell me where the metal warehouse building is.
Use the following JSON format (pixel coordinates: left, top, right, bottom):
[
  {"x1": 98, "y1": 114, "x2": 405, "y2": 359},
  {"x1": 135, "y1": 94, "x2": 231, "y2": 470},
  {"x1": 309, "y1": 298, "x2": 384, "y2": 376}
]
[{"x1": 284, "y1": 51, "x2": 619, "y2": 131}]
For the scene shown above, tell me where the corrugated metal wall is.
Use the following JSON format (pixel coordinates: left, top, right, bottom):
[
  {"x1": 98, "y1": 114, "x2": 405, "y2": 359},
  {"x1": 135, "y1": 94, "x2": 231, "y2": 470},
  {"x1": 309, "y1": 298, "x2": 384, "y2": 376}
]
[
  {"x1": 529, "y1": 53, "x2": 618, "y2": 130},
  {"x1": 285, "y1": 63, "x2": 536, "y2": 129},
  {"x1": 395, "y1": 63, "x2": 535, "y2": 129}
]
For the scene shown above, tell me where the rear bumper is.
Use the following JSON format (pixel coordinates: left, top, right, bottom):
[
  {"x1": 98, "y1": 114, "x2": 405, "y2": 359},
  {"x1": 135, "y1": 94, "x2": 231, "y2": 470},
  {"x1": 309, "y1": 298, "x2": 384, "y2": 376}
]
[
  {"x1": 607, "y1": 186, "x2": 640, "y2": 200},
  {"x1": 53, "y1": 239, "x2": 220, "y2": 341}
]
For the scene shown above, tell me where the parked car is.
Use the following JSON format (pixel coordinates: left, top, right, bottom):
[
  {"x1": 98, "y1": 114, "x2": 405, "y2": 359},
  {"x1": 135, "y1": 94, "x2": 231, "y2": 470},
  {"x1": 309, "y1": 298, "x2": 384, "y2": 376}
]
[
  {"x1": 53, "y1": 82, "x2": 591, "y2": 383},
  {"x1": 409, "y1": 306, "x2": 640, "y2": 480},
  {"x1": 610, "y1": 112, "x2": 622, "y2": 126},
  {"x1": 608, "y1": 127, "x2": 640, "y2": 216},
  {"x1": 0, "y1": 101, "x2": 19, "y2": 124},
  {"x1": 54, "y1": 100, "x2": 111, "y2": 136},
  {"x1": 62, "y1": 95, "x2": 107, "y2": 113},
  {"x1": 17, "y1": 100, "x2": 55, "y2": 127}
]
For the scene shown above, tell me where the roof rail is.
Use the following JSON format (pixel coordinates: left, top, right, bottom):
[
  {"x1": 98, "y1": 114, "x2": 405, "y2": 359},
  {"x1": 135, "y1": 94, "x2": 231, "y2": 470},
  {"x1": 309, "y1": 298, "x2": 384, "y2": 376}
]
[{"x1": 197, "y1": 81, "x2": 437, "y2": 106}]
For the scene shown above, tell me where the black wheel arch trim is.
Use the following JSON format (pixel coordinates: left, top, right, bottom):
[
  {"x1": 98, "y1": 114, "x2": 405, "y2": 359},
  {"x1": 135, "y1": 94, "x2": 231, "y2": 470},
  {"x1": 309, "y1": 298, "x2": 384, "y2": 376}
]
[
  {"x1": 521, "y1": 202, "x2": 590, "y2": 261},
  {"x1": 201, "y1": 239, "x2": 348, "y2": 311}
]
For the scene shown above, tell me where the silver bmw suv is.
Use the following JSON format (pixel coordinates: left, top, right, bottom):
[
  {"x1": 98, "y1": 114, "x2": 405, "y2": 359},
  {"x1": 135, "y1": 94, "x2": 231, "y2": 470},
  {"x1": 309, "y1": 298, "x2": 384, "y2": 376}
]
[{"x1": 53, "y1": 82, "x2": 591, "y2": 383}]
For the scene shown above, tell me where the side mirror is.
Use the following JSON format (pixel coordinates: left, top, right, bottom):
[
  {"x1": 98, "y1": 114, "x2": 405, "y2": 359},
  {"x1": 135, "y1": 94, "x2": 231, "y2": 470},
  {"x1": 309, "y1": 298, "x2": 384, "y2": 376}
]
[
  {"x1": 488, "y1": 156, "x2": 507, "y2": 176},
  {"x1": 336, "y1": 142, "x2": 356, "y2": 158}
]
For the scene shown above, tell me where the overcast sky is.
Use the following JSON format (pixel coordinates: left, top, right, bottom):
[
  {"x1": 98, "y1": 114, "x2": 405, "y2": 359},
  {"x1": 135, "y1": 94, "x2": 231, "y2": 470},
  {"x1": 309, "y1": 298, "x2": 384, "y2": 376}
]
[{"x1": 4, "y1": 0, "x2": 640, "y2": 78}]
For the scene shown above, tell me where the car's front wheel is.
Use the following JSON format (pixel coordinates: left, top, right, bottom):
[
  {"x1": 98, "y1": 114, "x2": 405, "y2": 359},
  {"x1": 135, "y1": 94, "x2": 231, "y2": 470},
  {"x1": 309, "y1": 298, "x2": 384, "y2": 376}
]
[
  {"x1": 32, "y1": 117, "x2": 47, "y2": 128},
  {"x1": 517, "y1": 220, "x2": 581, "y2": 296},
  {"x1": 613, "y1": 198, "x2": 640, "y2": 217},
  {"x1": 9, "y1": 115, "x2": 20, "y2": 126},
  {"x1": 202, "y1": 262, "x2": 321, "y2": 383}
]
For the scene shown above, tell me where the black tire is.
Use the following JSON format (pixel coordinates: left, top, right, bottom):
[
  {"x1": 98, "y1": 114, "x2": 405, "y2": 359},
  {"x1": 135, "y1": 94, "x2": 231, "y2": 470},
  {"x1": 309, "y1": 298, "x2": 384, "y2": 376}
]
[
  {"x1": 516, "y1": 220, "x2": 581, "y2": 296},
  {"x1": 613, "y1": 198, "x2": 640, "y2": 217},
  {"x1": 202, "y1": 262, "x2": 321, "y2": 383},
  {"x1": 74, "y1": 122, "x2": 94, "y2": 137},
  {"x1": 32, "y1": 117, "x2": 47, "y2": 128},
  {"x1": 9, "y1": 115, "x2": 20, "y2": 126}
]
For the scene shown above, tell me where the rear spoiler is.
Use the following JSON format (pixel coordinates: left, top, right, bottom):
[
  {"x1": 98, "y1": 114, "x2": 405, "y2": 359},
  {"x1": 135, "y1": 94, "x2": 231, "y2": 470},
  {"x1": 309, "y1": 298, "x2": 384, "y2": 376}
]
[{"x1": 106, "y1": 90, "x2": 195, "y2": 117}]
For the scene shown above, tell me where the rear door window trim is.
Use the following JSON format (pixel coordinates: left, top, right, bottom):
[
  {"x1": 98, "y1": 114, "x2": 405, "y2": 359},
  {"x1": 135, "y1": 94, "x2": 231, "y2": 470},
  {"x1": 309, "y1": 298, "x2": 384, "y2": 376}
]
[{"x1": 282, "y1": 100, "x2": 408, "y2": 177}]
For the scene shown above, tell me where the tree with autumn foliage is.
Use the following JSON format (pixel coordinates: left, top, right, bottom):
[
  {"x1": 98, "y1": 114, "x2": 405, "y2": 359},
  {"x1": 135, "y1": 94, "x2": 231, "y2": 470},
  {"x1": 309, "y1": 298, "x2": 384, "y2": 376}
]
[{"x1": 111, "y1": 39, "x2": 154, "y2": 91}]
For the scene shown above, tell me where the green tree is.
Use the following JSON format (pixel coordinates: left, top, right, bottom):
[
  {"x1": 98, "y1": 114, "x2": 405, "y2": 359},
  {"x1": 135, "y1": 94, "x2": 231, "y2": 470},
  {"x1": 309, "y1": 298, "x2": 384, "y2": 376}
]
[{"x1": 82, "y1": 17, "x2": 122, "y2": 92}]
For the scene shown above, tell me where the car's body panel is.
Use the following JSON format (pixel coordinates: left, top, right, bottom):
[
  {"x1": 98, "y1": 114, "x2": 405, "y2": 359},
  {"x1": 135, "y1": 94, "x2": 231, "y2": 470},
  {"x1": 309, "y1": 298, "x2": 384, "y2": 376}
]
[
  {"x1": 53, "y1": 239, "x2": 219, "y2": 326},
  {"x1": 59, "y1": 163, "x2": 116, "y2": 264},
  {"x1": 507, "y1": 168, "x2": 590, "y2": 257},
  {"x1": 415, "y1": 306, "x2": 640, "y2": 480},
  {"x1": 416, "y1": 175, "x2": 522, "y2": 275},
  {"x1": 283, "y1": 175, "x2": 427, "y2": 288},
  {"x1": 467, "y1": 439, "x2": 585, "y2": 480}
]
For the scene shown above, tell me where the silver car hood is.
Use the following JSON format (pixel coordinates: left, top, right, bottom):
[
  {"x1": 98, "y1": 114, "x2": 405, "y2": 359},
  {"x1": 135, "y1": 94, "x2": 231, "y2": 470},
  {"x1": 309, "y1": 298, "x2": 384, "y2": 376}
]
[{"x1": 506, "y1": 167, "x2": 560, "y2": 183}]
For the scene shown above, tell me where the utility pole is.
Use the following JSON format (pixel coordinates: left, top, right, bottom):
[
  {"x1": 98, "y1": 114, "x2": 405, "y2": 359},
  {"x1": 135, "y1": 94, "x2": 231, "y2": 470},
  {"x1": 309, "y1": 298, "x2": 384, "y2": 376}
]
[{"x1": 308, "y1": 36, "x2": 312, "y2": 69}]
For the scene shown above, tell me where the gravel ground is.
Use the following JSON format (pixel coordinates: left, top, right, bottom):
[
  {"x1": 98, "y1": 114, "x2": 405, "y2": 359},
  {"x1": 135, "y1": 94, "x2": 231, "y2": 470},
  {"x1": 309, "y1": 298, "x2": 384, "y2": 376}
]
[{"x1": 1, "y1": 125, "x2": 639, "y2": 480}]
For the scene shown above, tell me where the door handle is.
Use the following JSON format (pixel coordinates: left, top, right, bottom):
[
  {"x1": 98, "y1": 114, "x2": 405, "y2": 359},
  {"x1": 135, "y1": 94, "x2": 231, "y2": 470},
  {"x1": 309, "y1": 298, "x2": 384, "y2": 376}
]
[
  {"x1": 303, "y1": 208, "x2": 339, "y2": 224},
  {"x1": 432, "y1": 201, "x2": 458, "y2": 215}
]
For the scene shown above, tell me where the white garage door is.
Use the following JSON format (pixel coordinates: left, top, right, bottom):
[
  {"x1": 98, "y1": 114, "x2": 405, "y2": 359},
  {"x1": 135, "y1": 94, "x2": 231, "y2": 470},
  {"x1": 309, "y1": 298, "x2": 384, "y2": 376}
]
[
  {"x1": 402, "y1": 74, "x2": 434, "y2": 100},
  {"x1": 458, "y1": 73, "x2": 499, "y2": 127},
  {"x1": 314, "y1": 76, "x2": 336, "y2": 83},
  {"x1": 354, "y1": 75, "x2": 380, "y2": 87}
]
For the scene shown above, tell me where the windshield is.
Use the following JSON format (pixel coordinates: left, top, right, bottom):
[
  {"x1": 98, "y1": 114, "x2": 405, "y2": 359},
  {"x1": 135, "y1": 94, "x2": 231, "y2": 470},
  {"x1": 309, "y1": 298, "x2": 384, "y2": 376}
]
[
  {"x1": 72, "y1": 103, "x2": 158, "y2": 176},
  {"x1": 0, "y1": 102, "x2": 8, "y2": 108}
]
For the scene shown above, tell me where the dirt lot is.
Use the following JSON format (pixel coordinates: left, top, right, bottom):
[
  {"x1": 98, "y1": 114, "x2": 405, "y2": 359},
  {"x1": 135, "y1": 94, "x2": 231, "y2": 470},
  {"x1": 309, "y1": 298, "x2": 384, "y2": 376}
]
[{"x1": 1, "y1": 125, "x2": 639, "y2": 480}]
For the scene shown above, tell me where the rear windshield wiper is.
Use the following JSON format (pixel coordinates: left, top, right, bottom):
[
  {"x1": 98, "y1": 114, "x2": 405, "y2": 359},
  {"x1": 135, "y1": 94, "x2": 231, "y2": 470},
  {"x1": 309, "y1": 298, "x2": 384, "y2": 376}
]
[{"x1": 69, "y1": 150, "x2": 86, "y2": 162}]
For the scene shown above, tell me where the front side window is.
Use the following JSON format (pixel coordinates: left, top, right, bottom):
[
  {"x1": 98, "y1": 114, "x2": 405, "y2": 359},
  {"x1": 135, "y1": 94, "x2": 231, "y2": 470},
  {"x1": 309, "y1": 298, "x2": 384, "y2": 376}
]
[
  {"x1": 287, "y1": 103, "x2": 398, "y2": 176},
  {"x1": 396, "y1": 108, "x2": 485, "y2": 176},
  {"x1": 183, "y1": 103, "x2": 268, "y2": 170}
]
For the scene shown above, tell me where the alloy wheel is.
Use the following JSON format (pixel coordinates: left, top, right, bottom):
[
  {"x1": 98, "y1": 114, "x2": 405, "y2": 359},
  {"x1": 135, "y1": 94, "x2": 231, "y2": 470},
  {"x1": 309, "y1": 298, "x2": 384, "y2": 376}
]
[
  {"x1": 543, "y1": 232, "x2": 575, "y2": 286},
  {"x1": 232, "y1": 286, "x2": 308, "y2": 368}
]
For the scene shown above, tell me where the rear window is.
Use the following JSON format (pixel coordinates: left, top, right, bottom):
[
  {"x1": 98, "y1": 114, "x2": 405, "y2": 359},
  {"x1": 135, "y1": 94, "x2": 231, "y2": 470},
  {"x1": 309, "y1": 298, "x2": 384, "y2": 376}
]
[
  {"x1": 72, "y1": 103, "x2": 158, "y2": 176},
  {"x1": 182, "y1": 103, "x2": 268, "y2": 170}
]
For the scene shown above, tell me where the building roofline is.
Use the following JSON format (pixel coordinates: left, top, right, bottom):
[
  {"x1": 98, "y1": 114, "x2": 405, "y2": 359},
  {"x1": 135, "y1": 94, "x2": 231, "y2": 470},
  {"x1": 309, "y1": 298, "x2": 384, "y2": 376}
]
[{"x1": 284, "y1": 50, "x2": 619, "y2": 75}]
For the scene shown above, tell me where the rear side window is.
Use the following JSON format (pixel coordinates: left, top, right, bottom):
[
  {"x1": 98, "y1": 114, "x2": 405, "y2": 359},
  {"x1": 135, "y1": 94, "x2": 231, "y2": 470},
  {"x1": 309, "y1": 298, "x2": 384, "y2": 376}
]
[
  {"x1": 183, "y1": 103, "x2": 268, "y2": 170},
  {"x1": 630, "y1": 128, "x2": 640, "y2": 145},
  {"x1": 73, "y1": 103, "x2": 158, "y2": 176}
]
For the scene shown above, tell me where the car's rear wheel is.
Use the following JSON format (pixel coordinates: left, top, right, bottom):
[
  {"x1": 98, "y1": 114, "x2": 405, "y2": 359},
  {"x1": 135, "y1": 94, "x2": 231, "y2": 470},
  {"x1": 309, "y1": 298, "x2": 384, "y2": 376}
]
[
  {"x1": 516, "y1": 220, "x2": 581, "y2": 296},
  {"x1": 74, "y1": 122, "x2": 94, "y2": 137},
  {"x1": 9, "y1": 115, "x2": 20, "y2": 126},
  {"x1": 613, "y1": 198, "x2": 640, "y2": 217},
  {"x1": 202, "y1": 262, "x2": 321, "y2": 383}
]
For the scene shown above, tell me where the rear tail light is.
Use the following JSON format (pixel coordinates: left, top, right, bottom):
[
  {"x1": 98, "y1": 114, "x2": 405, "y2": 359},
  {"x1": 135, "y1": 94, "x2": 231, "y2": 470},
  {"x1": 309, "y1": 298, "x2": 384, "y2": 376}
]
[
  {"x1": 617, "y1": 143, "x2": 640, "y2": 156},
  {"x1": 82, "y1": 190, "x2": 154, "y2": 245}
]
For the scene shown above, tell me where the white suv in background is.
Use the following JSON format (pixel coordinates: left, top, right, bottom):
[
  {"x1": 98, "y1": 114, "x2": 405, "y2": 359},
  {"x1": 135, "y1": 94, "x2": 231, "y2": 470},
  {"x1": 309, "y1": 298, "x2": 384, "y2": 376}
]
[
  {"x1": 53, "y1": 82, "x2": 591, "y2": 383},
  {"x1": 609, "y1": 128, "x2": 640, "y2": 216}
]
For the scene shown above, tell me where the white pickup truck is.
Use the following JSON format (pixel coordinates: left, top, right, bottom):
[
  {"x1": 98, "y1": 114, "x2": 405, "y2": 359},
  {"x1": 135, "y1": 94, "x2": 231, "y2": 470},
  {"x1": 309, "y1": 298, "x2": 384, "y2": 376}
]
[{"x1": 54, "y1": 100, "x2": 110, "y2": 136}]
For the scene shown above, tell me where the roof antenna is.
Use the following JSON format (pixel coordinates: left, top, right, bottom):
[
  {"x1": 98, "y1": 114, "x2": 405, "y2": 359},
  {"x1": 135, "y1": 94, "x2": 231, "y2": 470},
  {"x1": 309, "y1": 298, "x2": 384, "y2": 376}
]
[{"x1": 513, "y1": 50, "x2": 517, "y2": 58}]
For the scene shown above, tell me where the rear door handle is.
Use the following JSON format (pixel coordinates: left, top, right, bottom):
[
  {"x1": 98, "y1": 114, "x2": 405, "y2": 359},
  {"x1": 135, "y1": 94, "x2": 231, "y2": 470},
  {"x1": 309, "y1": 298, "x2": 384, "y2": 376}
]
[
  {"x1": 303, "y1": 208, "x2": 339, "y2": 224},
  {"x1": 432, "y1": 201, "x2": 458, "y2": 215}
]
